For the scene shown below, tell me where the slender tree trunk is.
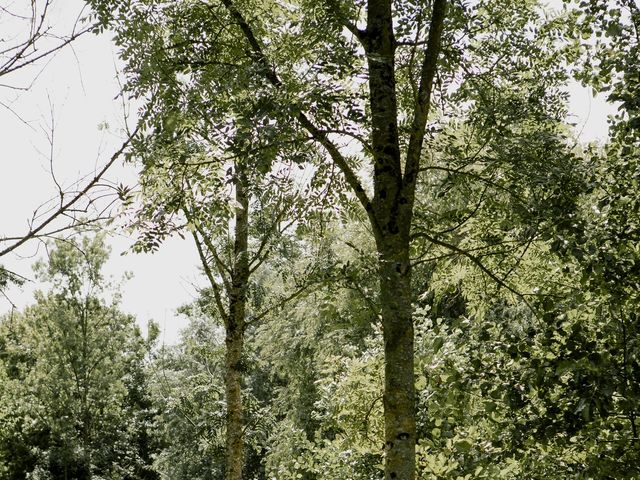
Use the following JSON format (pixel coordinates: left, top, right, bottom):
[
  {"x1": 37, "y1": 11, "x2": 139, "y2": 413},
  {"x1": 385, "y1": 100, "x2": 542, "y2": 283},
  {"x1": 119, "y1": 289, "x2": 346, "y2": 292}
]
[
  {"x1": 225, "y1": 163, "x2": 250, "y2": 480},
  {"x1": 364, "y1": 1, "x2": 445, "y2": 475},
  {"x1": 225, "y1": 316, "x2": 245, "y2": 480},
  {"x1": 80, "y1": 301, "x2": 92, "y2": 480}
]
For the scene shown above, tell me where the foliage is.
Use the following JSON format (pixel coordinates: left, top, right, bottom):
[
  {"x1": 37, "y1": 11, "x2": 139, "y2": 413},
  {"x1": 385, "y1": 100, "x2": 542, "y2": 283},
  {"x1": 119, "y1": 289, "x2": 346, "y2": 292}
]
[
  {"x1": 48, "y1": 0, "x2": 640, "y2": 477},
  {"x1": 0, "y1": 236, "x2": 160, "y2": 479}
]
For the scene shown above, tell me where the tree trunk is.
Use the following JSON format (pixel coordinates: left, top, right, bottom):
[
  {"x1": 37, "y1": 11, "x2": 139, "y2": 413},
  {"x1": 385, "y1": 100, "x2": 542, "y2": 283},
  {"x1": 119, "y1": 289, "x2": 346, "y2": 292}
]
[
  {"x1": 378, "y1": 240, "x2": 415, "y2": 480},
  {"x1": 365, "y1": 1, "x2": 417, "y2": 477},
  {"x1": 225, "y1": 163, "x2": 250, "y2": 480},
  {"x1": 80, "y1": 301, "x2": 93, "y2": 480},
  {"x1": 225, "y1": 316, "x2": 245, "y2": 480}
]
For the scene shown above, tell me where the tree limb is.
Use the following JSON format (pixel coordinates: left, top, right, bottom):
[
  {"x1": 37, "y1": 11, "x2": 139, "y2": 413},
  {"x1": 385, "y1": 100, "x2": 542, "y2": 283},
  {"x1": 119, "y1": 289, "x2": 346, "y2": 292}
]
[
  {"x1": 325, "y1": 0, "x2": 367, "y2": 45},
  {"x1": 403, "y1": 0, "x2": 447, "y2": 191},
  {"x1": 412, "y1": 230, "x2": 535, "y2": 311},
  {"x1": 191, "y1": 231, "x2": 229, "y2": 326},
  {"x1": 0, "y1": 125, "x2": 141, "y2": 258},
  {"x1": 219, "y1": 0, "x2": 378, "y2": 235}
]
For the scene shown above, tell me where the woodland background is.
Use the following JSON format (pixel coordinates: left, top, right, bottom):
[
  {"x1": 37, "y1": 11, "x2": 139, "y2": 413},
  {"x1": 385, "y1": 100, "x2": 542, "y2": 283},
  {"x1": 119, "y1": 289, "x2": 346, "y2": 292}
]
[{"x1": 0, "y1": 0, "x2": 639, "y2": 479}]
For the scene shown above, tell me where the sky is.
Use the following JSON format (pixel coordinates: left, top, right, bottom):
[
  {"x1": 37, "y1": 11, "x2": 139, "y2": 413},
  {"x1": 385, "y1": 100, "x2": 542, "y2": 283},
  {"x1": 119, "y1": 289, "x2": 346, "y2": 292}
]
[
  {"x1": 0, "y1": 0, "x2": 201, "y2": 344},
  {"x1": 0, "y1": 0, "x2": 616, "y2": 344}
]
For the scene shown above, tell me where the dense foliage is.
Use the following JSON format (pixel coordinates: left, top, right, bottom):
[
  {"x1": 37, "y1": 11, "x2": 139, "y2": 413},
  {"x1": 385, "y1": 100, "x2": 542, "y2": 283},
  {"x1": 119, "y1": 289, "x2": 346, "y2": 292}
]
[
  {"x1": 1, "y1": 0, "x2": 639, "y2": 478},
  {"x1": 0, "y1": 237, "x2": 160, "y2": 479}
]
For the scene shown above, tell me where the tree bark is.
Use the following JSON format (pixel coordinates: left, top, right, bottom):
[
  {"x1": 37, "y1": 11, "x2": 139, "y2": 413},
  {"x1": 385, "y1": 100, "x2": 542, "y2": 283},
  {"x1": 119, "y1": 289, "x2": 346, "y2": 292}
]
[
  {"x1": 365, "y1": 0, "x2": 416, "y2": 477},
  {"x1": 80, "y1": 300, "x2": 93, "y2": 480},
  {"x1": 377, "y1": 238, "x2": 415, "y2": 480},
  {"x1": 225, "y1": 318, "x2": 245, "y2": 480},
  {"x1": 365, "y1": 1, "x2": 446, "y2": 476},
  {"x1": 225, "y1": 163, "x2": 250, "y2": 480}
]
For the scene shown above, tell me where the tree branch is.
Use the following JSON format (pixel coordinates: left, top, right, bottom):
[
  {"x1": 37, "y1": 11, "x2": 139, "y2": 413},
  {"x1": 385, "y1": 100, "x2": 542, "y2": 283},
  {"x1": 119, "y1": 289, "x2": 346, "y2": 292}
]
[
  {"x1": 0, "y1": 23, "x2": 95, "y2": 79},
  {"x1": 0, "y1": 125, "x2": 141, "y2": 258},
  {"x1": 191, "y1": 231, "x2": 229, "y2": 326},
  {"x1": 219, "y1": 0, "x2": 378, "y2": 234},
  {"x1": 412, "y1": 230, "x2": 535, "y2": 311},
  {"x1": 325, "y1": 0, "x2": 367, "y2": 45},
  {"x1": 249, "y1": 276, "x2": 316, "y2": 325},
  {"x1": 403, "y1": 0, "x2": 447, "y2": 190},
  {"x1": 181, "y1": 190, "x2": 233, "y2": 294}
]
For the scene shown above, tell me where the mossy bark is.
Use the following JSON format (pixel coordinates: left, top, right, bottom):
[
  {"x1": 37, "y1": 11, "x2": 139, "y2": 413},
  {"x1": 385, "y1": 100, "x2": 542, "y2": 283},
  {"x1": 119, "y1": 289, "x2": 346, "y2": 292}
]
[
  {"x1": 377, "y1": 241, "x2": 415, "y2": 480},
  {"x1": 225, "y1": 165, "x2": 249, "y2": 480}
]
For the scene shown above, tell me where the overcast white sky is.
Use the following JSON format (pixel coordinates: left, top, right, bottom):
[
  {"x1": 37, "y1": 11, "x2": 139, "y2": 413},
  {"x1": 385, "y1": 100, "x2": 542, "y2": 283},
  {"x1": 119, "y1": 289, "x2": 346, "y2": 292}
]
[
  {"x1": 0, "y1": 0, "x2": 201, "y2": 343},
  {"x1": 0, "y1": 0, "x2": 616, "y2": 344}
]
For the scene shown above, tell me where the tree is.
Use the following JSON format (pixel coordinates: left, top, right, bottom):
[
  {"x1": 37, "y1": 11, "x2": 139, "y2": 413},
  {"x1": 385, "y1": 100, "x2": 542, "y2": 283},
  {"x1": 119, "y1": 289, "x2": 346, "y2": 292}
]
[
  {"x1": 535, "y1": 1, "x2": 640, "y2": 471},
  {"x1": 254, "y1": 223, "x2": 382, "y2": 479},
  {"x1": 0, "y1": 235, "x2": 160, "y2": 479},
  {"x1": 124, "y1": 79, "x2": 333, "y2": 477},
  {"x1": 150, "y1": 306, "x2": 229, "y2": 480},
  {"x1": 94, "y1": 1, "x2": 344, "y2": 472},
  {"x1": 86, "y1": 0, "x2": 590, "y2": 477}
]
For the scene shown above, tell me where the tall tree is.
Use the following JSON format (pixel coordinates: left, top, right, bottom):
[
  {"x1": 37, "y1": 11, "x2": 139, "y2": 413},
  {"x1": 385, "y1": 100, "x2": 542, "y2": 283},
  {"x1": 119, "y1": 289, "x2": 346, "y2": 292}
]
[
  {"x1": 87, "y1": 0, "x2": 582, "y2": 477},
  {"x1": 126, "y1": 75, "x2": 332, "y2": 476},
  {"x1": 0, "y1": 235, "x2": 160, "y2": 479}
]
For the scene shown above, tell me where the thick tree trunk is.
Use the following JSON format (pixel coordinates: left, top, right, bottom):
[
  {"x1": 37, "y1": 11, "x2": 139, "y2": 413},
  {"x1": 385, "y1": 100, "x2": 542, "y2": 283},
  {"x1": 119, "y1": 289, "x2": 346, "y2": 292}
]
[
  {"x1": 364, "y1": 1, "x2": 445, "y2": 476},
  {"x1": 378, "y1": 241, "x2": 415, "y2": 480},
  {"x1": 365, "y1": 1, "x2": 417, "y2": 478},
  {"x1": 225, "y1": 164, "x2": 250, "y2": 480}
]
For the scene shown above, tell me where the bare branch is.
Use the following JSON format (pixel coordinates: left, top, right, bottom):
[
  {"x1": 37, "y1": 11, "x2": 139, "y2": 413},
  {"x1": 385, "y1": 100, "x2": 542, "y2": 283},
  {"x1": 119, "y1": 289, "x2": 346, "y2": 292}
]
[
  {"x1": 0, "y1": 125, "x2": 141, "y2": 258},
  {"x1": 0, "y1": 23, "x2": 95, "y2": 79},
  {"x1": 191, "y1": 231, "x2": 229, "y2": 326}
]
